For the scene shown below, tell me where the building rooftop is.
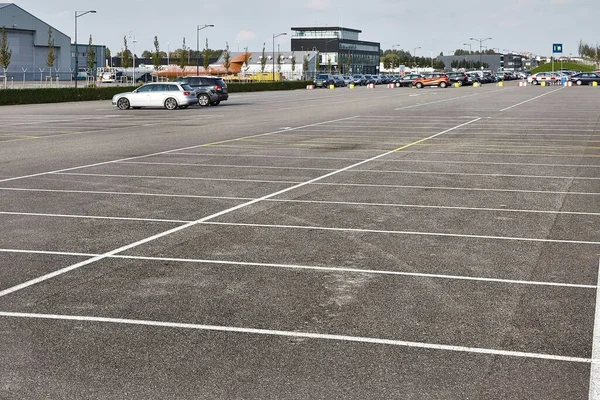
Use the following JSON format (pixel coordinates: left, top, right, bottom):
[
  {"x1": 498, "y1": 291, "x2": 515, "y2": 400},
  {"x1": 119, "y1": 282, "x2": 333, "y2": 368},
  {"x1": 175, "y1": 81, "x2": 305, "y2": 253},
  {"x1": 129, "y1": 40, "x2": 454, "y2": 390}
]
[{"x1": 291, "y1": 26, "x2": 362, "y2": 34}]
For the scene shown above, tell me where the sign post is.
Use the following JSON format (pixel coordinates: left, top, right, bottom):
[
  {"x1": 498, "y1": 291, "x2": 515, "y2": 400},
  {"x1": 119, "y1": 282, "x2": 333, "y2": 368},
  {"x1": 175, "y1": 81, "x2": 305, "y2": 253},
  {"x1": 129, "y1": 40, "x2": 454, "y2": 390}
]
[{"x1": 552, "y1": 43, "x2": 563, "y2": 73}]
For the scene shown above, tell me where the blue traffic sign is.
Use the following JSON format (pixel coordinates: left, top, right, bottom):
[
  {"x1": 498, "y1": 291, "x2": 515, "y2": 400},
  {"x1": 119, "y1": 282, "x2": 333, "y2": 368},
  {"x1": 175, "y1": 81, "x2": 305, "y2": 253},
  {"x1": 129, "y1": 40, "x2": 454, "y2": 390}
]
[{"x1": 553, "y1": 43, "x2": 563, "y2": 53}]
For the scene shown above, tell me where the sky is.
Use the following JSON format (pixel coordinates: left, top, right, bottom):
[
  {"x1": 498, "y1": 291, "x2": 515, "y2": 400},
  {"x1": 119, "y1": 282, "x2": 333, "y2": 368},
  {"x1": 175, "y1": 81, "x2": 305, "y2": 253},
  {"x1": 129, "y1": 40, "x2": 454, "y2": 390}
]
[{"x1": 10, "y1": 0, "x2": 599, "y2": 57}]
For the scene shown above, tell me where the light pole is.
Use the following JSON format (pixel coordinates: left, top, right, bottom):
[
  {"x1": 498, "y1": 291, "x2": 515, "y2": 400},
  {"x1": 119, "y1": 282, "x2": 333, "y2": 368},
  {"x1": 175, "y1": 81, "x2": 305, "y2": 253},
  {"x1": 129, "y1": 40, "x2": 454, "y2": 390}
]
[
  {"x1": 391, "y1": 44, "x2": 401, "y2": 73},
  {"x1": 196, "y1": 24, "x2": 214, "y2": 75},
  {"x1": 74, "y1": 10, "x2": 96, "y2": 88},
  {"x1": 413, "y1": 46, "x2": 421, "y2": 71},
  {"x1": 167, "y1": 42, "x2": 170, "y2": 66},
  {"x1": 272, "y1": 32, "x2": 286, "y2": 81},
  {"x1": 470, "y1": 37, "x2": 492, "y2": 66}
]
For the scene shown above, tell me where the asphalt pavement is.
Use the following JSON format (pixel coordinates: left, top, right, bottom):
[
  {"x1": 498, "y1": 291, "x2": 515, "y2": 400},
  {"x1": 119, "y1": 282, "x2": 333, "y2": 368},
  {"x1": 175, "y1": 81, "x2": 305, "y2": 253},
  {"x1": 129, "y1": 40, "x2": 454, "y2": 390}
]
[{"x1": 1, "y1": 81, "x2": 599, "y2": 399}]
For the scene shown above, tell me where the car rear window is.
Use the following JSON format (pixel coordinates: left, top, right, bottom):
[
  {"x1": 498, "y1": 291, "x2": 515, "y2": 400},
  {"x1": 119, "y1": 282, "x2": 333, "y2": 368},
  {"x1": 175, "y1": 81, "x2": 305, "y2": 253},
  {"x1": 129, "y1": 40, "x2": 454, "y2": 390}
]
[{"x1": 181, "y1": 84, "x2": 193, "y2": 91}]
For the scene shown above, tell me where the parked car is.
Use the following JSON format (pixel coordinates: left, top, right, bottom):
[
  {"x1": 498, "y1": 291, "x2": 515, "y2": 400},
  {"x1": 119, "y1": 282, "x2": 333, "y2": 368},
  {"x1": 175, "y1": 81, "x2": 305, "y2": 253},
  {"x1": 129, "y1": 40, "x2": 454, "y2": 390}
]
[
  {"x1": 528, "y1": 72, "x2": 563, "y2": 85},
  {"x1": 412, "y1": 73, "x2": 450, "y2": 88},
  {"x1": 398, "y1": 74, "x2": 422, "y2": 87},
  {"x1": 112, "y1": 82, "x2": 199, "y2": 110},
  {"x1": 332, "y1": 75, "x2": 347, "y2": 87},
  {"x1": 314, "y1": 74, "x2": 335, "y2": 88},
  {"x1": 342, "y1": 75, "x2": 354, "y2": 85},
  {"x1": 569, "y1": 72, "x2": 600, "y2": 86},
  {"x1": 364, "y1": 75, "x2": 376, "y2": 85},
  {"x1": 177, "y1": 76, "x2": 229, "y2": 106},
  {"x1": 352, "y1": 74, "x2": 367, "y2": 85},
  {"x1": 446, "y1": 72, "x2": 469, "y2": 86},
  {"x1": 467, "y1": 73, "x2": 481, "y2": 85}
]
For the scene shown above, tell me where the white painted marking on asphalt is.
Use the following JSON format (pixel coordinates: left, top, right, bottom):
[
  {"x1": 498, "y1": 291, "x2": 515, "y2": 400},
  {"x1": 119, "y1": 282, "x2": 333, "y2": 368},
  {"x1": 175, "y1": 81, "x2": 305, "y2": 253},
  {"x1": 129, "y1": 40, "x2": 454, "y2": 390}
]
[
  {"x1": 395, "y1": 93, "x2": 479, "y2": 110},
  {"x1": 0, "y1": 118, "x2": 481, "y2": 298},
  {"x1": 48, "y1": 173, "x2": 600, "y2": 196},
  {"x1": 0, "y1": 211, "x2": 188, "y2": 224},
  {"x1": 54, "y1": 172, "x2": 299, "y2": 185},
  {"x1": 0, "y1": 311, "x2": 591, "y2": 363},
  {"x1": 590, "y1": 259, "x2": 600, "y2": 398},
  {"x1": 403, "y1": 150, "x2": 600, "y2": 159},
  {"x1": 117, "y1": 161, "x2": 336, "y2": 172},
  {"x1": 500, "y1": 88, "x2": 563, "y2": 111},
  {"x1": 0, "y1": 249, "x2": 594, "y2": 289},
  {"x1": 1, "y1": 191, "x2": 598, "y2": 216},
  {"x1": 0, "y1": 187, "x2": 254, "y2": 201},
  {"x1": 351, "y1": 169, "x2": 600, "y2": 181},
  {"x1": 0, "y1": 249, "x2": 96, "y2": 257},
  {"x1": 202, "y1": 221, "x2": 600, "y2": 245},
  {"x1": 168, "y1": 152, "x2": 600, "y2": 168},
  {"x1": 0, "y1": 115, "x2": 359, "y2": 184}
]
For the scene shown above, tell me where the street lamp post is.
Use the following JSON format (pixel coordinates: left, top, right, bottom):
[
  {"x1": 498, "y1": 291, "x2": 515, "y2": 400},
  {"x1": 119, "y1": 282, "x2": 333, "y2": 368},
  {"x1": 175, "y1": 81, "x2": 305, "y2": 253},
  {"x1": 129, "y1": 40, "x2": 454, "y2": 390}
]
[
  {"x1": 196, "y1": 24, "x2": 214, "y2": 76},
  {"x1": 74, "y1": 10, "x2": 96, "y2": 88},
  {"x1": 272, "y1": 32, "x2": 286, "y2": 81},
  {"x1": 413, "y1": 46, "x2": 421, "y2": 71},
  {"x1": 470, "y1": 37, "x2": 492, "y2": 66},
  {"x1": 391, "y1": 44, "x2": 400, "y2": 73}
]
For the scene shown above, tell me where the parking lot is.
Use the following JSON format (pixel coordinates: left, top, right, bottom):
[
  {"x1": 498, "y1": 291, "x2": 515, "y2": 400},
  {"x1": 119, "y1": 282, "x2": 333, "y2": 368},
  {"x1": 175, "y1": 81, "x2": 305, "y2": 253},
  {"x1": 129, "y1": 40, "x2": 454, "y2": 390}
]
[{"x1": 1, "y1": 82, "x2": 599, "y2": 399}]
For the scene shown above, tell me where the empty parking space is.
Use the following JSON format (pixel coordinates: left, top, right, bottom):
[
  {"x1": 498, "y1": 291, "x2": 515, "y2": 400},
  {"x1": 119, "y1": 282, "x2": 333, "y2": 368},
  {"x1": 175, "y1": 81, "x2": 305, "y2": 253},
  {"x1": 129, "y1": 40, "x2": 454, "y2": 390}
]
[{"x1": 1, "y1": 82, "x2": 600, "y2": 399}]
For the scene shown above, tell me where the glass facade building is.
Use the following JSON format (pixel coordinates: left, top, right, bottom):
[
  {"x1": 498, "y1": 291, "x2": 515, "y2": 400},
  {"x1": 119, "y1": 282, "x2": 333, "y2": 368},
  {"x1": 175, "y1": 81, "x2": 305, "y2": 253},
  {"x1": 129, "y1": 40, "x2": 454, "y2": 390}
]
[{"x1": 291, "y1": 27, "x2": 380, "y2": 75}]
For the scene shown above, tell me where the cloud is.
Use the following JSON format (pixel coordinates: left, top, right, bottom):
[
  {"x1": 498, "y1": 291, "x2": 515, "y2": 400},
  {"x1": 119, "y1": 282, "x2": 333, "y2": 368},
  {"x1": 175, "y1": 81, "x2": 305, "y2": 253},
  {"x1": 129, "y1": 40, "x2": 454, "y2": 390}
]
[
  {"x1": 236, "y1": 30, "x2": 255, "y2": 42},
  {"x1": 551, "y1": 0, "x2": 573, "y2": 4},
  {"x1": 307, "y1": 0, "x2": 330, "y2": 11}
]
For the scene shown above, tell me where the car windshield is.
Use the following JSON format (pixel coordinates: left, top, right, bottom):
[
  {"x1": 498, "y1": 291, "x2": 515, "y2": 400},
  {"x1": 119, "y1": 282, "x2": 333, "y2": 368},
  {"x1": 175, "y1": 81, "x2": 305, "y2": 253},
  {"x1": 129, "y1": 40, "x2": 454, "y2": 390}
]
[{"x1": 317, "y1": 75, "x2": 328, "y2": 79}]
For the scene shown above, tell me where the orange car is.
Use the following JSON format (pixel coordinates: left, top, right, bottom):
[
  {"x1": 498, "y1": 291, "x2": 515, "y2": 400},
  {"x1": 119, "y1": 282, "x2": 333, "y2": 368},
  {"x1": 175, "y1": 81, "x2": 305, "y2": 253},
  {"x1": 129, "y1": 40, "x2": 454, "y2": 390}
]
[{"x1": 412, "y1": 73, "x2": 450, "y2": 88}]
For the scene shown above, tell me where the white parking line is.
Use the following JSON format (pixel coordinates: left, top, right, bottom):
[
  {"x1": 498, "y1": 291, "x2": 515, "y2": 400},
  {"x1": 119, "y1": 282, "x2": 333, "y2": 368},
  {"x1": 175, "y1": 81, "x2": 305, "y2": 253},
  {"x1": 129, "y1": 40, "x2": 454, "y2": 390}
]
[
  {"x1": 0, "y1": 211, "x2": 188, "y2": 224},
  {"x1": 1, "y1": 193, "x2": 598, "y2": 216},
  {"x1": 0, "y1": 118, "x2": 481, "y2": 299},
  {"x1": 0, "y1": 311, "x2": 592, "y2": 363},
  {"x1": 589, "y1": 259, "x2": 600, "y2": 399},
  {"x1": 113, "y1": 161, "x2": 600, "y2": 180},
  {"x1": 0, "y1": 249, "x2": 594, "y2": 289},
  {"x1": 500, "y1": 88, "x2": 563, "y2": 111},
  {"x1": 48, "y1": 173, "x2": 600, "y2": 196},
  {"x1": 202, "y1": 221, "x2": 600, "y2": 245}
]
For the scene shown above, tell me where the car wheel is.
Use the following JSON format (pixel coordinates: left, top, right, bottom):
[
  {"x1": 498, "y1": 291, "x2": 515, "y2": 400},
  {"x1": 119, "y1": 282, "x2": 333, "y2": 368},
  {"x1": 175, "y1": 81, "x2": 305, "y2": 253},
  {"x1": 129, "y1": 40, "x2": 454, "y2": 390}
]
[
  {"x1": 440, "y1": 82, "x2": 447, "y2": 88},
  {"x1": 576, "y1": 80, "x2": 582, "y2": 86},
  {"x1": 164, "y1": 97, "x2": 178, "y2": 110},
  {"x1": 198, "y1": 94, "x2": 211, "y2": 106},
  {"x1": 117, "y1": 98, "x2": 130, "y2": 110},
  {"x1": 416, "y1": 82, "x2": 423, "y2": 89}
]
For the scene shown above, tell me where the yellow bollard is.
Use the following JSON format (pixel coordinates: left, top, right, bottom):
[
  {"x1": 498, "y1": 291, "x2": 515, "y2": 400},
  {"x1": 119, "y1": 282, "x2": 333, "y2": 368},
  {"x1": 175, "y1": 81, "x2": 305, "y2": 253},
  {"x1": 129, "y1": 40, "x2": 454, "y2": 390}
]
[
  {"x1": 498, "y1": 81, "x2": 504, "y2": 87},
  {"x1": 349, "y1": 84, "x2": 355, "y2": 89},
  {"x1": 593, "y1": 82, "x2": 598, "y2": 87},
  {"x1": 454, "y1": 82, "x2": 460, "y2": 88},
  {"x1": 329, "y1": 84, "x2": 335, "y2": 89},
  {"x1": 541, "y1": 81, "x2": 546, "y2": 87},
  {"x1": 473, "y1": 82, "x2": 479, "y2": 88}
]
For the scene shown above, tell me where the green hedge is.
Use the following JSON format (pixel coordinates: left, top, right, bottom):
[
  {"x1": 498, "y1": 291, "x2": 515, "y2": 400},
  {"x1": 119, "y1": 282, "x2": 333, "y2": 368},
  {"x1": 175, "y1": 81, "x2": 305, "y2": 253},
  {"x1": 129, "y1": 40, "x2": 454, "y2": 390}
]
[
  {"x1": 0, "y1": 81, "x2": 313, "y2": 106},
  {"x1": 530, "y1": 62, "x2": 595, "y2": 74}
]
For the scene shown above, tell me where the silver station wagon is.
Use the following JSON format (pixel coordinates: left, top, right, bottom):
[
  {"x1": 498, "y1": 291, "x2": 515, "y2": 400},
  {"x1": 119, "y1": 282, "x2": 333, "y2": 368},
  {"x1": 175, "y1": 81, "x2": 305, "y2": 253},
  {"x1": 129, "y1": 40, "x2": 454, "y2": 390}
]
[{"x1": 112, "y1": 82, "x2": 199, "y2": 110}]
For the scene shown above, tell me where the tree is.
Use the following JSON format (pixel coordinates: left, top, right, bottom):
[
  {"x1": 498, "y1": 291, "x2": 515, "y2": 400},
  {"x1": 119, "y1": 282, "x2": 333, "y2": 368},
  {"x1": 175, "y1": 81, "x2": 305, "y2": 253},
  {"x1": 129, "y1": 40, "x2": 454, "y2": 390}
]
[
  {"x1": 0, "y1": 26, "x2": 11, "y2": 88},
  {"x1": 290, "y1": 54, "x2": 296, "y2": 77},
  {"x1": 327, "y1": 56, "x2": 331, "y2": 73},
  {"x1": 122, "y1": 36, "x2": 130, "y2": 68},
  {"x1": 242, "y1": 46, "x2": 250, "y2": 73},
  {"x1": 345, "y1": 56, "x2": 351, "y2": 74},
  {"x1": 223, "y1": 42, "x2": 231, "y2": 74},
  {"x1": 260, "y1": 43, "x2": 267, "y2": 73},
  {"x1": 46, "y1": 27, "x2": 56, "y2": 73},
  {"x1": 303, "y1": 54, "x2": 309, "y2": 78},
  {"x1": 152, "y1": 35, "x2": 162, "y2": 75},
  {"x1": 315, "y1": 52, "x2": 320, "y2": 72},
  {"x1": 87, "y1": 35, "x2": 96, "y2": 73},
  {"x1": 276, "y1": 48, "x2": 282, "y2": 73},
  {"x1": 203, "y1": 39, "x2": 212, "y2": 71},
  {"x1": 179, "y1": 37, "x2": 187, "y2": 73}
]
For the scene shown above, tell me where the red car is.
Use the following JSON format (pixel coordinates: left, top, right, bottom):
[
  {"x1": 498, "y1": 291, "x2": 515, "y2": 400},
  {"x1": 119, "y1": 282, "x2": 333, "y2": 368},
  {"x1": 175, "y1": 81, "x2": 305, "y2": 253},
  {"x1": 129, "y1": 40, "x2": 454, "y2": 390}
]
[{"x1": 413, "y1": 73, "x2": 450, "y2": 88}]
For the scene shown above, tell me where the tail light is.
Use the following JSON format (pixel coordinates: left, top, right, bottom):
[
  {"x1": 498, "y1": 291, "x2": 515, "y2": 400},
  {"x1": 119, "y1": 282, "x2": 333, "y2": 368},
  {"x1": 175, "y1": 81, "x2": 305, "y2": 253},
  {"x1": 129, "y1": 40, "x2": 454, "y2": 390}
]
[
  {"x1": 215, "y1": 85, "x2": 222, "y2": 91},
  {"x1": 183, "y1": 91, "x2": 191, "y2": 96}
]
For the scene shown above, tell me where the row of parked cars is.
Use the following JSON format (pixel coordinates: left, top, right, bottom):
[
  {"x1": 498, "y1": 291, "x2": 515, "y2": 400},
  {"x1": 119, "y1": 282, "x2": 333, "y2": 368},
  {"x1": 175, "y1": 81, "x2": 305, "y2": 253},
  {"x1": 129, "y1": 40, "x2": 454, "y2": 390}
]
[
  {"x1": 314, "y1": 70, "x2": 528, "y2": 89},
  {"x1": 112, "y1": 76, "x2": 229, "y2": 110},
  {"x1": 527, "y1": 70, "x2": 600, "y2": 85}
]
